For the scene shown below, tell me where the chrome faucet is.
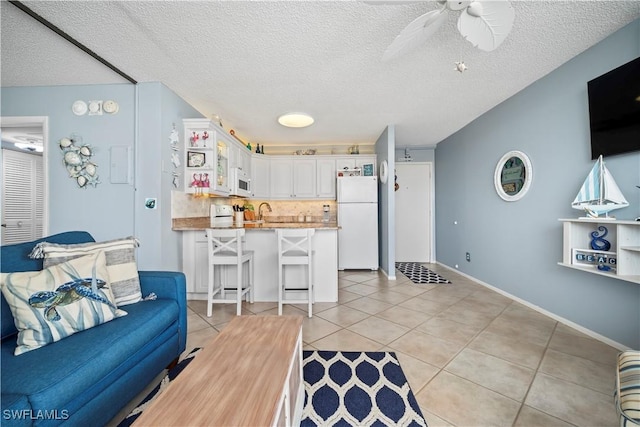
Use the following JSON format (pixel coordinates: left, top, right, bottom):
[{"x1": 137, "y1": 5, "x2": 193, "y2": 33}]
[{"x1": 258, "y1": 202, "x2": 272, "y2": 221}]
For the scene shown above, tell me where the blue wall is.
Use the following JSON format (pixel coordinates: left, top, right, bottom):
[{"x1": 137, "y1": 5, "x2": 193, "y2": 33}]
[
  {"x1": 435, "y1": 20, "x2": 640, "y2": 348},
  {"x1": 2, "y1": 84, "x2": 136, "y2": 241},
  {"x1": 1, "y1": 82, "x2": 203, "y2": 270},
  {"x1": 376, "y1": 125, "x2": 396, "y2": 278},
  {"x1": 135, "y1": 83, "x2": 203, "y2": 270}
]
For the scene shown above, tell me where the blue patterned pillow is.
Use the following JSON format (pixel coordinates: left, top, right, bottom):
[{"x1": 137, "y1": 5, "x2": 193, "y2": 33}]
[{"x1": 0, "y1": 251, "x2": 126, "y2": 355}]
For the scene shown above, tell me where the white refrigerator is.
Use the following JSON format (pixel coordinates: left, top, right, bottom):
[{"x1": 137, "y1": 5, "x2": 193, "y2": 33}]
[{"x1": 337, "y1": 176, "x2": 379, "y2": 270}]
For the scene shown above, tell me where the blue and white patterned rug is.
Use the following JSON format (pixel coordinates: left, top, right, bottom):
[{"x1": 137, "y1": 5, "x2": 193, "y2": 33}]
[
  {"x1": 120, "y1": 349, "x2": 427, "y2": 427},
  {"x1": 118, "y1": 348, "x2": 202, "y2": 427},
  {"x1": 396, "y1": 262, "x2": 451, "y2": 284},
  {"x1": 302, "y1": 350, "x2": 427, "y2": 426}
]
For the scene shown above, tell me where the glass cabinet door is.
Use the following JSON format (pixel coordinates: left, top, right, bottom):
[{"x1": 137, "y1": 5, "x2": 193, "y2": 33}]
[{"x1": 215, "y1": 136, "x2": 229, "y2": 192}]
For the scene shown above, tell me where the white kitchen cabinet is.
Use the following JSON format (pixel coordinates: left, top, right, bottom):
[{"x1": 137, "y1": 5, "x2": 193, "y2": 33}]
[
  {"x1": 251, "y1": 154, "x2": 270, "y2": 198},
  {"x1": 182, "y1": 230, "x2": 209, "y2": 294},
  {"x1": 293, "y1": 158, "x2": 316, "y2": 198},
  {"x1": 228, "y1": 142, "x2": 240, "y2": 169},
  {"x1": 225, "y1": 134, "x2": 252, "y2": 175},
  {"x1": 316, "y1": 158, "x2": 336, "y2": 198},
  {"x1": 268, "y1": 157, "x2": 325, "y2": 199},
  {"x1": 270, "y1": 158, "x2": 294, "y2": 198},
  {"x1": 335, "y1": 155, "x2": 376, "y2": 176},
  {"x1": 183, "y1": 118, "x2": 230, "y2": 196},
  {"x1": 270, "y1": 157, "x2": 316, "y2": 199},
  {"x1": 256, "y1": 154, "x2": 375, "y2": 200},
  {"x1": 336, "y1": 157, "x2": 356, "y2": 172},
  {"x1": 238, "y1": 146, "x2": 252, "y2": 174}
]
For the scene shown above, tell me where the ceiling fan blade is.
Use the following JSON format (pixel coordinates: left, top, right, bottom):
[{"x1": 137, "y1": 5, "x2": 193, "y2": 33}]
[
  {"x1": 457, "y1": 0, "x2": 515, "y2": 51},
  {"x1": 382, "y1": 8, "x2": 448, "y2": 62}
]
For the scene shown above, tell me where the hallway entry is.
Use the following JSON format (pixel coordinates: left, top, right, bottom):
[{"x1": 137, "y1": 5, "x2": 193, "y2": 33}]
[
  {"x1": 1, "y1": 116, "x2": 47, "y2": 244},
  {"x1": 394, "y1": 162, "x2": 432, "y2": 263}
]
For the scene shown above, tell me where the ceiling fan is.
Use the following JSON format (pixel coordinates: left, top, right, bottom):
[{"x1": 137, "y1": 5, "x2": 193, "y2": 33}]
[{"x1": 376, "y1": 0, "x2": 515, "y2": 62}]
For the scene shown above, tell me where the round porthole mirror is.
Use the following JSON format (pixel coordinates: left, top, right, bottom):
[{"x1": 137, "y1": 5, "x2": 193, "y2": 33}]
[{"x1": 494, "y1": 150, "x2": 532, "y2": 202}]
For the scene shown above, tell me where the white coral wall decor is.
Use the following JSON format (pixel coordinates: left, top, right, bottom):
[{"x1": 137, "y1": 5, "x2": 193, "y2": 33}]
[
  {"x1": 169, "y1": 125, "x2": 180, "y2": 188},
  {"x1": 59, "y1": 134, "x2": 101, "y2": 188}
]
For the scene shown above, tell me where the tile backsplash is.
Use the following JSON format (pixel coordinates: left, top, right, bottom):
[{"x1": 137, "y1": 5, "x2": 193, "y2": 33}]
[
  {"x1": 249, "y1": 200, "x2": 337, "y2": 222},
  {"x1": 171, "y1": 191, "x2": 337, "y2": 222},
  {"x1": 171, "y1": 191, "x2": 211, "y2": 218}
]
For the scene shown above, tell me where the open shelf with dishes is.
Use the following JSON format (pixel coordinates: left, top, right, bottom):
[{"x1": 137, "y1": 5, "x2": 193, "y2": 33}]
[{"x1": 559, "y1": 218, "x2": 640, "y2": 284}]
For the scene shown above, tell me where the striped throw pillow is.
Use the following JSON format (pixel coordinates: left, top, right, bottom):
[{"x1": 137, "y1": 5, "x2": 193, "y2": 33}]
[
  {"x1": 616, "y1": 350, "x2": 640, "y2": 427},
  {"x1": 30, "y1": 237, "x2": 142, "y2": 306}
]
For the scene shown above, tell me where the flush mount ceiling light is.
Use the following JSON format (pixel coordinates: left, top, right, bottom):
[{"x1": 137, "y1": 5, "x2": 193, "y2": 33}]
[{"x1": 277, "y1": 112, "x2": 314, "y2": 128}]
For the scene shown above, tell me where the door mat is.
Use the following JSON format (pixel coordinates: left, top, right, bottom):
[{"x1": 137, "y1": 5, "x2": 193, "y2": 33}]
[
  {"x1": 302, "y1": 350, "x2": 427, "y2": 426},
  {"x1": 396, "y1": 262, "x2": 451, "y2": 284}
]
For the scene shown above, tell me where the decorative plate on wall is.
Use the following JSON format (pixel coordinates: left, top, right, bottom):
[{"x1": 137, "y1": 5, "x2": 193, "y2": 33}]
[
  {"x1": 379, "y1": 160, "x2": 388, "y2": 184},
  {"x1": 72, "y1": 100, "x2": 87, "y2": 116}
]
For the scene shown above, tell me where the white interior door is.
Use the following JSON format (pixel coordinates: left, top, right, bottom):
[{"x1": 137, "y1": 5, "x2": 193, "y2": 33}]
[
  {"x1": 1, "y1": 149, "x2": 44, "y2": 244},
  {"x1": 395, "y1": 162, "x2": 432, "y2": 263}
]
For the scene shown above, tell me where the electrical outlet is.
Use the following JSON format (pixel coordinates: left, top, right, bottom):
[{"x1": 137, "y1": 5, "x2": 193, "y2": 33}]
[{"x1": 466, "y1": 252, "x2": 471, "y2": 262}]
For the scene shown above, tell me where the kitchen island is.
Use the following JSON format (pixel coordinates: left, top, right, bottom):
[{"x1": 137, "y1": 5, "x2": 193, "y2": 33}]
[{"x1": 173, "y1": 217, "x2": 338, "y2": 303}]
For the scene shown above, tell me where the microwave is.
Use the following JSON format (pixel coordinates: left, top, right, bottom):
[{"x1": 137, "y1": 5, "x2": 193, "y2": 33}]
[{"x1": 230, "y1": 167, "x2": 251, "y2": 197}]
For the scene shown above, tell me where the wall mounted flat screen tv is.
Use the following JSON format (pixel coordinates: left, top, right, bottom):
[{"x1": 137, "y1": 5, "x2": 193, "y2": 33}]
[{"x1": 587, "y1": 56, "x2": 640, "y2": 159}]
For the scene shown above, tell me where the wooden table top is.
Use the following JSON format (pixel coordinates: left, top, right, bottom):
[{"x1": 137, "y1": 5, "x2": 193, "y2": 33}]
[{"x1": 133, "y1": 315, "x2": 304, "y2": 427}]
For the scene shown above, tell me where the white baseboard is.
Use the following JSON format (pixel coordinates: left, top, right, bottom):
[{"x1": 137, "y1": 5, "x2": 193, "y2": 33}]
[{"x1": 436, "y1": 262, "x2": 631, "y2": 351}]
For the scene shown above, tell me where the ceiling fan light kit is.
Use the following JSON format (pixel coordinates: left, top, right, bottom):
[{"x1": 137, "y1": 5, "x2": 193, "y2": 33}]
[
  {"x1": 381, "y1": 0, "x2": 515, "y2": 62},
  {"x1": 442, "y1": 0, "x2": 471, "y2": 11}
]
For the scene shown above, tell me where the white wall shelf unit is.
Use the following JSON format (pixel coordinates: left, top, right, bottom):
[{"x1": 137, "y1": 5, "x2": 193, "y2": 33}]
[
  {"x1": 183, "y1": 118, "x2": 232, "y2": 196},
  {"x1": 558, "y1": 218, "x2": 640, "y2": 284}
]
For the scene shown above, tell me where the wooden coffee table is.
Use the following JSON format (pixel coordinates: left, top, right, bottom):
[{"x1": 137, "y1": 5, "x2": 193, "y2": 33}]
[{"x1": 134, "y1": 315, "x2": 304, "y2": 427}]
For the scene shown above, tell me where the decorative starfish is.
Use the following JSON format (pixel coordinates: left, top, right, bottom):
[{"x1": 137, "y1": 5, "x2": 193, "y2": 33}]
[{"x1": 454, "y1": 61, "x2": 468, "y2": 73}]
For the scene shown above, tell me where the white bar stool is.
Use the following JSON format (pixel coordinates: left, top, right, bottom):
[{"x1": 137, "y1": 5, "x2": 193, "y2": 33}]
[
  {"x1": 206, "y1": 228, "x2": 254, "y2": 316},
  {"x1": 276, "y1": 229, "x2": 315, "y2": 317}
]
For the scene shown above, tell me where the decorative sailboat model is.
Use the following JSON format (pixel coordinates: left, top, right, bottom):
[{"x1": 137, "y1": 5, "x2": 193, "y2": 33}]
[{"x1": 572, "y1": 155, "x2": 629, "y2": 219}]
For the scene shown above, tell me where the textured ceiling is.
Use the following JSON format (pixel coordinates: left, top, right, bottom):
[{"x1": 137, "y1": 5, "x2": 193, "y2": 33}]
[{"x1": 2, "y1": 1, "x2": 639, "y2": 149}]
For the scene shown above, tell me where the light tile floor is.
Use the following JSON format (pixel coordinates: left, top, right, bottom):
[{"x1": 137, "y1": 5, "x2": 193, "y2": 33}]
[{"x1": 186, "y1": 265, "x2": 620, "y2": 427}]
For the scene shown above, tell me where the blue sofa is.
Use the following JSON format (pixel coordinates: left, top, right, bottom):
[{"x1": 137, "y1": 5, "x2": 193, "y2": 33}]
[{"x1": 1, "y1": 231, "x2": 187, "y2": 426}]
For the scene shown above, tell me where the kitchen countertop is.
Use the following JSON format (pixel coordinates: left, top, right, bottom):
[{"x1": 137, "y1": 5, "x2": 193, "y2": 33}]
[{"x1": 172, "y1": 217, "x2": 339, "y2": 231}]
